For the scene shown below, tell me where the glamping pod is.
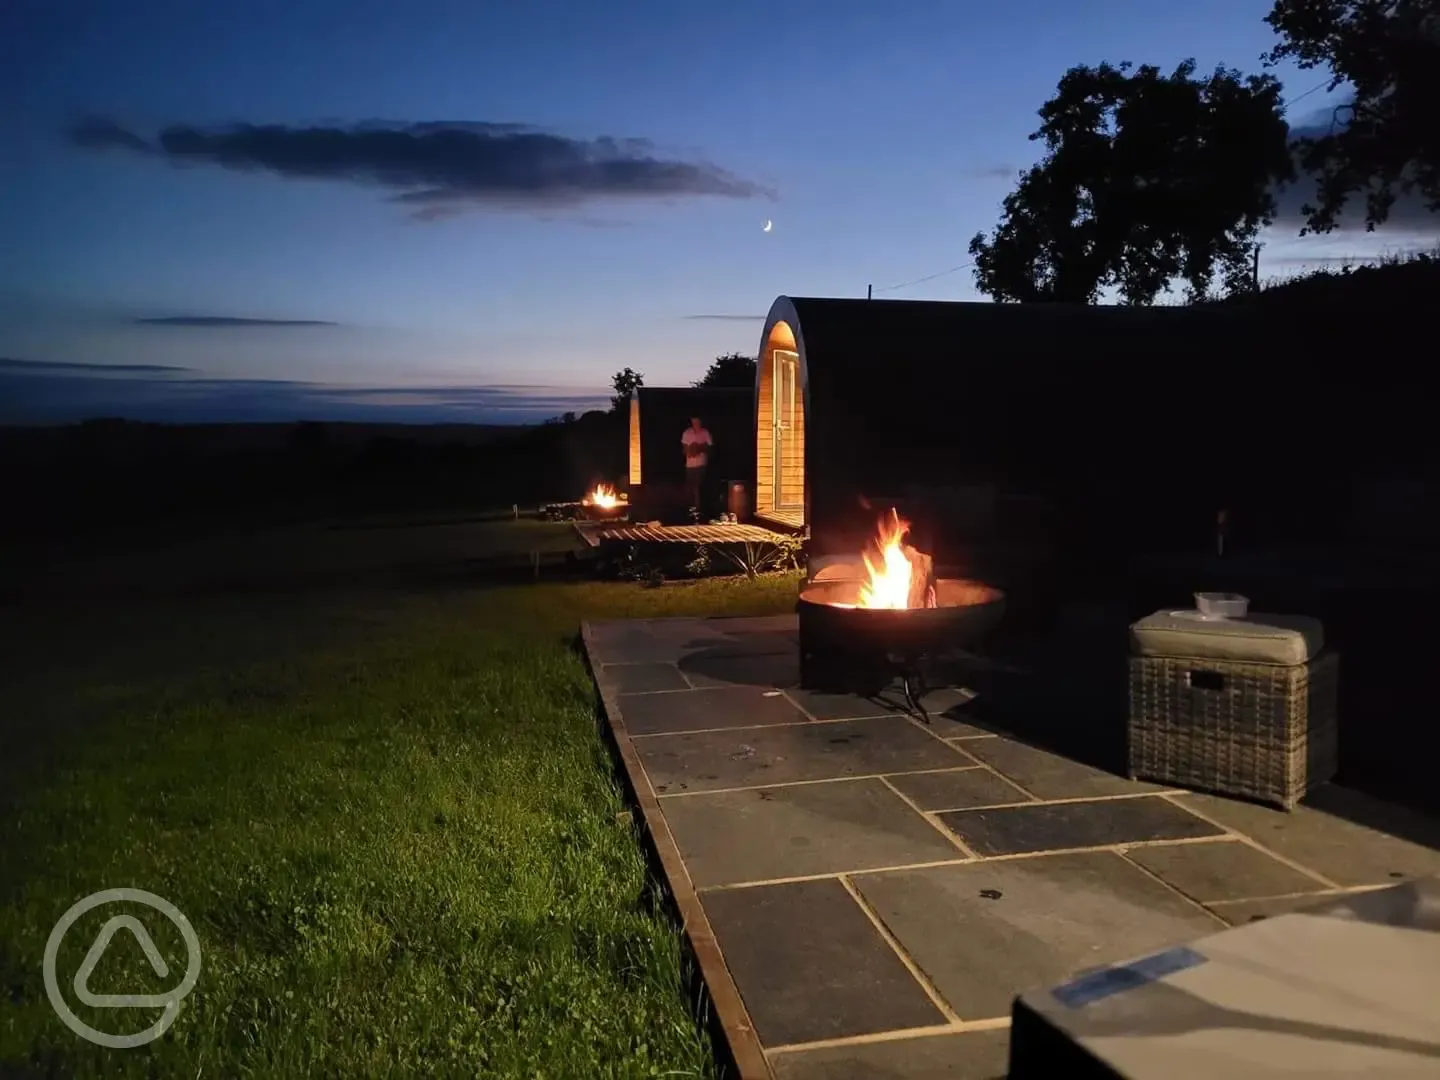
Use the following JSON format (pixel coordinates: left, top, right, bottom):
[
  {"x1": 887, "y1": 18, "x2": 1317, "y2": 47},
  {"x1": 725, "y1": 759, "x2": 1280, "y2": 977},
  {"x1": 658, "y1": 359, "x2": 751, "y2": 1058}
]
[
  {"x1": 753, "y1": 296, "x2": 1278, "y2": 577},
  {"x1": 627, "y1": 387, "x2": 754, "y2": 521}
]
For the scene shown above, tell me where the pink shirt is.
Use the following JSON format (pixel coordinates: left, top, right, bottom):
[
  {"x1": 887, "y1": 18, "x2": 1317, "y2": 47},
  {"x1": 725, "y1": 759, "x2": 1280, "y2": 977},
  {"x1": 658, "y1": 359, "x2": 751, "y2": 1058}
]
[{"x1": 682, "y1": 427, "x2": 712, "y2": 468}]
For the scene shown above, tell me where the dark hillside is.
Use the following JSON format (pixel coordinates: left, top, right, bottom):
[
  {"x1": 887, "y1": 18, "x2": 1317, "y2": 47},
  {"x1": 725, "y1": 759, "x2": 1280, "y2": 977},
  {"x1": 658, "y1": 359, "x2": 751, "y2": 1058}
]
[
  {"x1": 1, "y1": 412, "x2": 628, "y2": 544},
  {"x1": 1224, "y1": 248, "x2": 1439, "y2": 312}
]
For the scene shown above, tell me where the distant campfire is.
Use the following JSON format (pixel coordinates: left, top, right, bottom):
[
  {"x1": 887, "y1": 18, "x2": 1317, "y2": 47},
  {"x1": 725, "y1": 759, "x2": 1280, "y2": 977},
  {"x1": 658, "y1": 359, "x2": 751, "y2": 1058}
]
[
  {"x1": 585, "y1": 484, "x2": 622, "y2": 510},
  {"x1": 797, "y1": 508, "x2": 1004, "y2": 719},
  {"x1": 579, "y1": 483, "x2": 628, "y2": 521}
]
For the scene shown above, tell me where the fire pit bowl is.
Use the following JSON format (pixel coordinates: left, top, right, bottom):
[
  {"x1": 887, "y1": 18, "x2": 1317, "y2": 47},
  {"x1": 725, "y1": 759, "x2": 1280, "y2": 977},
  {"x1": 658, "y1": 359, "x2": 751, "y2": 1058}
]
[
  {"x1": 797, "y1": 577, "x2": 1006, "y2": 718},
  {"x1": 578, "y1": 484, "x2": 628, "y2": 521},
  {"x1": 578, "y1": 501, "x2": 628, "y2": 522}
]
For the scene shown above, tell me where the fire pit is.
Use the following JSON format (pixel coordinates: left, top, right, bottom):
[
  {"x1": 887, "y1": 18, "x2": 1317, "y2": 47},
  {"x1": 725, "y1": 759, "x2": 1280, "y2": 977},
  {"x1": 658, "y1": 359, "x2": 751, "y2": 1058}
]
[
  {"x1": 798, "y1": 509, "x2": 1005, "y2": 721},
  {"x1": 579, "y1": 484, "x2": 628, "y2": 521}
]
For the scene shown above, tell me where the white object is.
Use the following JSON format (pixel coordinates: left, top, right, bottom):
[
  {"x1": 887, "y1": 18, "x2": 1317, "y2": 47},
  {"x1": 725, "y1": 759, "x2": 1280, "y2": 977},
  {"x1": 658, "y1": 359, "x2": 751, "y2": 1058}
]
[
  {"x1": 762, "y1": 219, "x2": 773, "y2": 233},
  {"x1": 1195, "y1": 591, "x2": 1250, "y2": 619},
  {"x1": 1011, "y1": 877, "x2": 1440, "y2": 1079}
]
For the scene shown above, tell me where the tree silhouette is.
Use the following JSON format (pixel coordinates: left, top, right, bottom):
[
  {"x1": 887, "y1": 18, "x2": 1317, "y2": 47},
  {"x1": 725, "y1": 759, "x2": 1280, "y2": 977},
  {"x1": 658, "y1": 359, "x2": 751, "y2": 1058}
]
[
  {"x1": 610, "y1": 367, "x2": 644, "y2": 411},
  {"x1": 694, "y1": 352, "x2": 757, "y2": 389},
  {"x1": 1264, "y1": 0, "x2": 1439, "y2": 234},
  {"x1": 969, "y1": 60, "x2": 1294, "y2": 304}
]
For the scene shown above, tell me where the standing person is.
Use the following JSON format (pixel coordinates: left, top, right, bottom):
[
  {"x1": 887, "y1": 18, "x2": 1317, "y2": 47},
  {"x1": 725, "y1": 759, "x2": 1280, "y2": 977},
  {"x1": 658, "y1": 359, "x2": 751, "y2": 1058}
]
[{"x1": 681, "y1": 416, "x2": 713, "y2": 512}]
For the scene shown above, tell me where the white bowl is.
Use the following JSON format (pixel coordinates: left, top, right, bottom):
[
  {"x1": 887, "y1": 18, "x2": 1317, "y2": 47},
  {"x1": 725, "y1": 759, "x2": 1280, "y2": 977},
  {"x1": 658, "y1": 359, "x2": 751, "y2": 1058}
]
[{"x1": 1195, "y1": 592, "x2": 1249, "y2": 619}]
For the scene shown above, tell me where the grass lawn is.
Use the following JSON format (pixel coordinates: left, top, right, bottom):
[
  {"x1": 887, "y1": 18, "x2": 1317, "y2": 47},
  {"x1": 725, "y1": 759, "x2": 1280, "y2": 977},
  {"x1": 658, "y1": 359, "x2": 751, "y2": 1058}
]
[
  {"x1": 0, "y1": 523, "x2": 802, "y2": 1078},
  {"x1": 1, "y1": 514, "x2": 589, "y2": 603}
]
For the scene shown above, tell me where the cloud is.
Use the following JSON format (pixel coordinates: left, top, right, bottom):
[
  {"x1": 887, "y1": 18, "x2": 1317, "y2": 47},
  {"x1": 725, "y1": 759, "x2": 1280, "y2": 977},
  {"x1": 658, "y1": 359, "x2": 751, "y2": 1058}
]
[
  {"x1": 0, "y1": 356, "x2": 189, "y2": 373},
  {"x1": 1263, "y1": 252, "x2": 1423, "y2": 268},
  {"x1": 0, "y1": 366, "x2": 609, "y2": 425},
  {"x1": 67, "y1": 116, "x2": 152, "y2": 154},
  {"x1": 968, "y1": 164, "x2": 1019, "y2": 181},
  {"x1": 133, "y1": 316, "x2": 337, "y2": 327},
  {"x1": 1272, "y1": 108, "x2": 1440, "y2": 235},
  {"x1": 67, "y1": 115, "x2": 774, "y2": 218},
  {"x1": 533, "y1": 214, "x2": 633, "y2": 229},
  {"x1": 682, "y1": 314, "x2": 765, "y2": 322}
]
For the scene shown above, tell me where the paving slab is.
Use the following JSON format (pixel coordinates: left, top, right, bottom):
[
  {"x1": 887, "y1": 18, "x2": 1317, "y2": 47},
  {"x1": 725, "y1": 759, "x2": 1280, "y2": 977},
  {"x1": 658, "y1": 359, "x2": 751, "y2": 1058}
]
[
  {"x1": 1203, "y1": 876, "x2": 1440, "y2": 928},
  {"x1": 1173, "y1": 789, "x2": 1440, "y2": 887},
  {"x1": 705, "y1": 614, "x2": 800, "y2": 637},
  {"x1": 786, "y1": 685, "x2": 991, "y2": 738},
  {"x1": 585, "y1": 621, "x2": 727, "y2": 665},
  {"x1": 585, "y1": 615, "x2": 1440, "y2": 1078},
  {"x1": 960, "y1": 736, "x2": 1164, "y2": 800},
  {"x1": 680, "y1": 650, "x2": 801, "y2": 689},
  {"x1": 661, "y1": 778, "x2": 963, "y2": 887},
  {"x1": 701, "y1": 878, "x2": 947, "y2": 1048},
  {"x1": 620, "y1": 685, "x2": 808, "y2": 736},
  {"x1": 637, "y1": 715, "x2": 972, "y2": 794},
  {"x1": 1124, "y1": 837, "x2": 1329, "y2": 904},
  {"x1": 588, "y1": 616, "x2": 793, "y2": 666},
  {"x1": 852, "y1": 852, "x2": 1223, "y2": 1020},
  {"x1": 600, "y1": 661, "x2": 690, "y2": 694},
  {"x1": 885, "y1": 766, "x2": 1035, "y2": 812},
  {"x1": 1204, "y1": 890, "x2": 1371, "y2": 926},
  {"x1": 936, "y1": 795, "x2": 1223, "y2": 857},
  {"x1": 770, "y1": 1028, "x2": 1011, "y2": 1080},
  {"x1": 669, "y1": 619, "x2": 798, "y2": 659}
]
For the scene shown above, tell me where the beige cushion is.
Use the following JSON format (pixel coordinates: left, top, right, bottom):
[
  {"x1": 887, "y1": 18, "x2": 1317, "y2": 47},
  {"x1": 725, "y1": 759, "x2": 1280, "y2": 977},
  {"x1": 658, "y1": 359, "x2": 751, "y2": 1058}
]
[{"x1": 1130, "y1": 609, "x2": 1324, "y2": 666}]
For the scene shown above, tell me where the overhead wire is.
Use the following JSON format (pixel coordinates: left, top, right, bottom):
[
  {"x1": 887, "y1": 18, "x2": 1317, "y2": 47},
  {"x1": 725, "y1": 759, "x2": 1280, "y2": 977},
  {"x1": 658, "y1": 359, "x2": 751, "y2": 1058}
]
[
  {"x1": 1281, "y1": 77, "x2": 1332, "y2": 114},
  {"x1": 872, "y1": 262, "x2": 974, "y2": 295}
]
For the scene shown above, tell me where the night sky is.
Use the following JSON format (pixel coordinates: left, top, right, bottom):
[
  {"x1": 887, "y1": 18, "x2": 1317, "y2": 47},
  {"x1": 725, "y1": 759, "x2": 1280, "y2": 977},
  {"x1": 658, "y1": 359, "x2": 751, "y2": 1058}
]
[{"x1": 2, "y1": 0, "x2": 1433, "y2": 424}]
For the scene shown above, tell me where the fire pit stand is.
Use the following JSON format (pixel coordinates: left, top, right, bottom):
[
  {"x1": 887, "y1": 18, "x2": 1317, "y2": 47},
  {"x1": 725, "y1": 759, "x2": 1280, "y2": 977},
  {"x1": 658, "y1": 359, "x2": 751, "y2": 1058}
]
[{"x1": 797, "y1": 578, "x2": 1006, "y2": 723}]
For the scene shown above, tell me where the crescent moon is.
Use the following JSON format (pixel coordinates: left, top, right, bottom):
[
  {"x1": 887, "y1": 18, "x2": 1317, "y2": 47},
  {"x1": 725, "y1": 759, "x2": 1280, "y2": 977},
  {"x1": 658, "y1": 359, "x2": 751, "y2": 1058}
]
[{"x1": 762, "y1": 219, "x2": 773, "y2": 233}]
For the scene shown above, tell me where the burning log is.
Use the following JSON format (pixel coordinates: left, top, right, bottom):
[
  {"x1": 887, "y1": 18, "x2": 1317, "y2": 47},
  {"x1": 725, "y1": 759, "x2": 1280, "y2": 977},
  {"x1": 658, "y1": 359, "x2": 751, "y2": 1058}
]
[
  {"x1": 901, "y1": 544, "x2": 937, "y2": 610},
  {"x1": 857, "y1": 508, "x2": 937, "y2": 610}
]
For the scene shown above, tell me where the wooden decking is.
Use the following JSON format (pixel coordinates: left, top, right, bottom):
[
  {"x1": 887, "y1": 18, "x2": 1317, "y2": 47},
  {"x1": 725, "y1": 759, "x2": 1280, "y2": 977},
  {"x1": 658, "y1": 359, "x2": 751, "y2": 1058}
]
[
  {"x1": 754, "y1": 508, "x2": 805, "y2": 531},
  {"x1": 575, "y1": 522, "x2": 794, "y2": 548}
]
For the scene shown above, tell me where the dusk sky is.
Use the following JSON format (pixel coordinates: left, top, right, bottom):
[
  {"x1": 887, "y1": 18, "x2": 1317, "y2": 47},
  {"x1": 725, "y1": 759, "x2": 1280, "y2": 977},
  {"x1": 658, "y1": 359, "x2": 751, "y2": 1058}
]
[{"x1": 2, "y1": 0, "x2": 1435, "y2": 424}]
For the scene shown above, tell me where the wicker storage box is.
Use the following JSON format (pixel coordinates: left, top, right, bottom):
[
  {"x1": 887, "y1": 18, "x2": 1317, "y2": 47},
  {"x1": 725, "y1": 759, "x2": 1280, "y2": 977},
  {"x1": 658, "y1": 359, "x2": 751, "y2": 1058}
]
[{"x1": 1128, "y1": 610, "x2": 1338, "y2": 810}]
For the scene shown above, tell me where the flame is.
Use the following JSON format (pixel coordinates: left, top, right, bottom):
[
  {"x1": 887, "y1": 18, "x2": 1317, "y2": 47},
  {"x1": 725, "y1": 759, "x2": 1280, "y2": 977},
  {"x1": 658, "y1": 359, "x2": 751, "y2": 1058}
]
[
  {"x1": 586, "y1": 484, "x2": 620, "y2": 509},
  {"x1": 858, "y1": 509, "x2": 917, "y2": 609}
]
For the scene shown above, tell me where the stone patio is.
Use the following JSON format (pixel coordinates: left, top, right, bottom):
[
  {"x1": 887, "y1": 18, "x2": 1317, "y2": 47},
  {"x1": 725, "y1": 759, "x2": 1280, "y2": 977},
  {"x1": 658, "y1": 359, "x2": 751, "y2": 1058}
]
[{"x1": 583, "y1": 613, "x2": 1440, "y2": 1080}]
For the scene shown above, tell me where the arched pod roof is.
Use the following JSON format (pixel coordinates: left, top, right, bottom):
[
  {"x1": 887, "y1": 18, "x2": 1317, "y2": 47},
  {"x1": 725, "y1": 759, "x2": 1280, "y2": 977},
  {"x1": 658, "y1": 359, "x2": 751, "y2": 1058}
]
[
  {"x1": 757, "y1": 294, "x2": 1257, "y2": 484},
  {"x1": 756, "y1": 292, "x2": 1438, "y2": 563},
  {"x1": 754, "y1": 295, "x2": 1262, "y2": 558}
]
